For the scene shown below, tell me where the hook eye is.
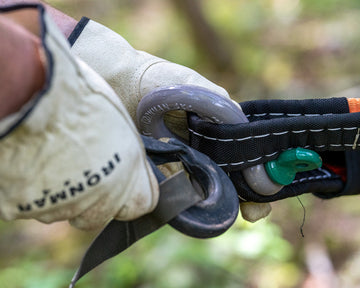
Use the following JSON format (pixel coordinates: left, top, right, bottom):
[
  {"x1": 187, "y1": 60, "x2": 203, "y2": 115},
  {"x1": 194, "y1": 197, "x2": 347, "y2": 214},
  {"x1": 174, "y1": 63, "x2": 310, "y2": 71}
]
[
  {"x1": 142, "y1": 136, "x2": 239, "y2": 238},
  {"x1": 136, "y1": 85, "x2": 247, "y2": 140},
  {"x1": 137, "y1": 85, "x2": 279, "y2": 196},
  {"x1": 168, "y1": 139, "x2": 239, "y2": 238}
]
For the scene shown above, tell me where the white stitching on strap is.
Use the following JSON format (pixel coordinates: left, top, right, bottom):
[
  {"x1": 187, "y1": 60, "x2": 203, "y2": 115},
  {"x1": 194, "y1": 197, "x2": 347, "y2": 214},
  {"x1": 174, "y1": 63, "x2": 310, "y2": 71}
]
[
  {"x1": 218, "y1": 151, "x2": 281, "y2": 167},
  {"x1": 190, "y1": 126, "x2": 360, "y2": 167},
  {"x1": 352, "y1": 128, "x2": 360, "y2": 149},
  {"x1": 188, "y1": 127, "x2": 359, "y2": 143},
  {"x1": 328, "y1": 128, "x2": 342, "y2": 131},
  {"x1": 319, "y1": 167, "x2": 332, "y2": 177},
  {"x1": 273, "y1": 131, "x2": 289, "y2": 136},
  {"x1": 254, "y1": 133, "x2": 271, "y2": 138},
  {"x1": 292, "y1": 168, "x2": 333, "y2": 184},
  {"x1": 245, "y1": 112, "x2": 335, "y2": 118},
  {"x1": 213, "y1": 143, "x2": 360, "y2": 167},
  {"x1": 210, "y1": 142, "x2": 360, "y2": 167}
]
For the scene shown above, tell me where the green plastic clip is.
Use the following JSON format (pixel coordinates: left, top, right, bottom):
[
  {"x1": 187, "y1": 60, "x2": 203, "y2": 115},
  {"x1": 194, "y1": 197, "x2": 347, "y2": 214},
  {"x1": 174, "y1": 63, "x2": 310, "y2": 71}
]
[{"x1": 265, "y1": 148, "x2": 322, "y2": 186}]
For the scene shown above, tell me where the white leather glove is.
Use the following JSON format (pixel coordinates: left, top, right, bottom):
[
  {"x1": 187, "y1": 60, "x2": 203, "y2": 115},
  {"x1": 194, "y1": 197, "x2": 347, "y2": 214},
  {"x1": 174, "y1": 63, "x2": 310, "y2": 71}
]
[
  {"x1": 0, "y1": 5, "x2": 158, "y2": 230},
  {"x1": 70, "y1": 18, "x2": 229, "y2": 139},
  {"x1": 70, "y1": 18, "x2": 271, "y2": 222},
  {"x1": 69, "y1": 18, "x2": 229, "y2": 119}
]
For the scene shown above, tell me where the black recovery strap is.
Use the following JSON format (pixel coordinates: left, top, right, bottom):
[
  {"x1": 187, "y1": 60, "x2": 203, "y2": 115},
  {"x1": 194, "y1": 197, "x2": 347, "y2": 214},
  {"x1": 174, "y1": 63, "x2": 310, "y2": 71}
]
[
  {"x1": 188, "y1": 97, "x2": 360, "y2": 201},
  {"x1": 70, "y1": 136, "x2": 239, "y2": 287},
  {"x1": 69, "y1": 170, "x2": 201, "y2": 288},
  {"x1": 189, "y1": 97, "x2": 359, "y2": 171}
]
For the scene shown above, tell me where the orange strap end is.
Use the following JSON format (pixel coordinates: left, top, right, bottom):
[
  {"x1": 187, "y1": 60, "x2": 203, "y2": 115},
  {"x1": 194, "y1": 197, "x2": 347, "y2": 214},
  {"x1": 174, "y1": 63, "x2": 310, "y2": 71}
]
[{"x1": 348, "y1": 98, "x2": 360, "y2": 113}]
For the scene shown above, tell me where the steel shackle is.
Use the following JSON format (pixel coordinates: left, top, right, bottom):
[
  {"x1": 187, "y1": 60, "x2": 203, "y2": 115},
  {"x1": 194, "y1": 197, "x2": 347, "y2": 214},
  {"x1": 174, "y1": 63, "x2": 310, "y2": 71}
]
[{"x1": 137, "y1": 85, "x2": 281, "y2": 196}]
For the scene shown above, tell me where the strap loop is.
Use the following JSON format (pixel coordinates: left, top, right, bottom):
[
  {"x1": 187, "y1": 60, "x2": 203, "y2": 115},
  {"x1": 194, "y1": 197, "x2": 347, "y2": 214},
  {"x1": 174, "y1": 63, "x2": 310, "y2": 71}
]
[
  {"x1": 70, "y1": 170, "x2": 201, "y2": 288},
  {"x1": 188, "y1": 97, "x2": 360, "y2": 171},
  {"x1": 142, "y1": 136, "x2": 239, "y2": 238},
  {"x1": 70, "y1": 136, "x2": 239, "y2": 287},
  {"x1": 188, "y1": 97, "x2": 360, "y2": 202}
]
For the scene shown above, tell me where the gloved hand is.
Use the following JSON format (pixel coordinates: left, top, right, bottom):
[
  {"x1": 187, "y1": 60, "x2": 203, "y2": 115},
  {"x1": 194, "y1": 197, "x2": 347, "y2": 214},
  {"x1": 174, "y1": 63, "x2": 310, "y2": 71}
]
[
  {"x1": 69, "y1": 18, "x2": 271, "y2": 222},
  {"x1": 69, "y1": 18, "x2": 228, "y2": 131},
  {"x1": 0, "y1": 4, "x2": 158, "y2": 230}
]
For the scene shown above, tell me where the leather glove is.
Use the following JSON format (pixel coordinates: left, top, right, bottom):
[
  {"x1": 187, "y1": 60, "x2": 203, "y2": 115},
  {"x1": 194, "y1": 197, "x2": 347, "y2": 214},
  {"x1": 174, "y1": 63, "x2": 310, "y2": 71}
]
[
  {"x1": 69, "y1": 18, "x2": 229, "y2": 127},
  {"x1": 0, "y1": 4, "x2": 158, "y2": 230},
  {"x1": 69, "y1": 18, "x2": 271, "y2": 222}
]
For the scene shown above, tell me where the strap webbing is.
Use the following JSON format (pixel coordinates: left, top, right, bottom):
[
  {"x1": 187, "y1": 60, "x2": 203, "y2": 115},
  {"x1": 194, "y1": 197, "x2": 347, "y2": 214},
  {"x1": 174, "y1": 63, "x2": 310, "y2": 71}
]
[
  {"x1": 188, "y1": 97, "x2": 360, "y2": 201},
  {"x1": 69, "y1": 171, "x2": 201, "y2": 288},
  {"x1": 189, "y1": 97, "x2": 360, "y2": 172}
]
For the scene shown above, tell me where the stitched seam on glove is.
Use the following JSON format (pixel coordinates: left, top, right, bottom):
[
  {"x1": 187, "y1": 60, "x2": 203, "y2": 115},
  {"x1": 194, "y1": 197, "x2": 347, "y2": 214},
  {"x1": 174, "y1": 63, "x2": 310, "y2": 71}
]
[
  {"x1": 137, "y1": 59, "x2": 169, "y2": 102},
  {"x1": 134, "y1": 57, "x2": 168, "y2": 102}
]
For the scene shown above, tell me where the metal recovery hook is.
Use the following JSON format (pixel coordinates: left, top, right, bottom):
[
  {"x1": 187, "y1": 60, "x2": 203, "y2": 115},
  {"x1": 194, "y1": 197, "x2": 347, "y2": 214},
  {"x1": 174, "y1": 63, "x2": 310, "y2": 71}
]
[
  {"x1": 71, "y1": 85, "x2": 323, "y2": 287},
  {"x1": 136, "y1": 84, "x2": 282, "y2": 196},
  {"x1": 70, "y1": 135, "x2": 239, "y2": 287}
]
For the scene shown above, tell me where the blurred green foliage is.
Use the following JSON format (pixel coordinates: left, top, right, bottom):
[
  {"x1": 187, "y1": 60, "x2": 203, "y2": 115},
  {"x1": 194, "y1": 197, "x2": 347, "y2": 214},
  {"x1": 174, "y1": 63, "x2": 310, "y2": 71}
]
[
  {"x1": 0, "y1": 219, "x2": 300, "y2": 288},
  {"x1": 48, "y1": 0, "x2": 360, "y2": 101},
  {"x1": 2, "y1": 0, "x2": 360, "y2": 287}
]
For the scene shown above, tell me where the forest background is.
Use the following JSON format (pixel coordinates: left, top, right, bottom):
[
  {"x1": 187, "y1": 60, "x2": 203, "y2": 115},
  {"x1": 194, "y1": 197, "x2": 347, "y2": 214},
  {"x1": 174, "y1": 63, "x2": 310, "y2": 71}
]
[{"x1": 2, "y1": 0, "x2": 360, "y2": 287}]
